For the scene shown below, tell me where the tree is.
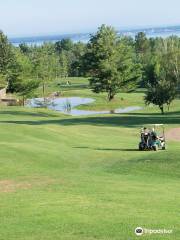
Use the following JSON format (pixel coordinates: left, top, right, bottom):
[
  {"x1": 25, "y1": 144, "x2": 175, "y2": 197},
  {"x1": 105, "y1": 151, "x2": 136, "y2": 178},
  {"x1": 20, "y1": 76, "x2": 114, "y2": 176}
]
[
  {"x1": 55, "y1": 39, "x2": 73, "y2": 53},
  {"x1": 135, "y1": 32, "x2": 150, "y2": 55},
  {"x1": 163, "y1": 39, "x2": 180, "y2": 91},
  {"x1": 19, "y1": 43, "x2": 30, "y2": 54},
  {"x1": 7, "y1": 47, "x2": 34, "y2": 93},
  {"x1": 135, "y1": 32, "x2": 151, "y2": 87},
  {"x1": 0, "y1": 31, "x2": 19, "y2": 90},
  {"x1": 6, "y1": 59, "x2": 22, "y2": 93},
  {"x1": 145, "y1": 58, "x2": 178, "y2": 114},
  {"x1": 13, "y1": 79, "x2": 40, "y2": 106},
  {"x1": 34, "y1": 46, "x2": 56, "y2": 99},
  {"x1": 59, "y1": 51, "x2": 69, "y2": 78},
  {"x1": 145, "y1": 79, "x2": 176, "y2": 114},
  {"x1": 70, "y1": 42, "x2": 86, "y2": 76},
  {"x1": 85, "y1": 25, "x2": 142, "y2": 101},
  {"x1": 0, "y1": 31, "x2": 13, "y2": 73}
]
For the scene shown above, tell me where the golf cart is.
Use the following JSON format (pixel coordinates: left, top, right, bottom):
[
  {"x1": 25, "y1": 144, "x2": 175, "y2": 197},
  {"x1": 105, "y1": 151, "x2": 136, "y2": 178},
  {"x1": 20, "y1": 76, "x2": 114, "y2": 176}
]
[{"x1": 139, "y1": 124, "x2": 166, "y2": 151}]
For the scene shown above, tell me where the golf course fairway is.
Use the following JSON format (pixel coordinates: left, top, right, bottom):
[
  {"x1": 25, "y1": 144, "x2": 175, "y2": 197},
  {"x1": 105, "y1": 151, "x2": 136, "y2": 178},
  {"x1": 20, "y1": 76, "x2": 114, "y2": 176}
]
[{"x1": 0, "y1": 93, "x2": 180, "y2": 240}]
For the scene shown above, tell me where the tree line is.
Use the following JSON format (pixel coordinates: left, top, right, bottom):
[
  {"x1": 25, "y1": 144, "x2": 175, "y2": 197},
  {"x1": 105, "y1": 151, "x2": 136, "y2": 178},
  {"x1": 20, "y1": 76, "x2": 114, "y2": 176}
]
[{"x1": 0, "y1": 25, "x2": 179, "y2": 113}]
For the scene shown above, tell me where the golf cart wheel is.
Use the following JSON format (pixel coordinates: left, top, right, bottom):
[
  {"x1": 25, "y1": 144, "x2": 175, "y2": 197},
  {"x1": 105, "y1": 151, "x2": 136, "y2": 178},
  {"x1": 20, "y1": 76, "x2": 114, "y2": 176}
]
[
  {"x1": 153, "y1": 145, "x2": 158, "y2": 151},
  {"x1": 139, "y1": 143, "x2": 144, "y2": 151},
  {"x1": 162, "y1": 146, "x2": 166, "y2": 150}
]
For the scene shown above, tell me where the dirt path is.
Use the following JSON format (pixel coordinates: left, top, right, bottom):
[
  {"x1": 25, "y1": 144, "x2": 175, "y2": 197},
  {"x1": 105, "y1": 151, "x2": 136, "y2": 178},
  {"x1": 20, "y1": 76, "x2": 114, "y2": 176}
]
[{"x1": 166, "y1": 128, "x2": 180, "y2": 141}]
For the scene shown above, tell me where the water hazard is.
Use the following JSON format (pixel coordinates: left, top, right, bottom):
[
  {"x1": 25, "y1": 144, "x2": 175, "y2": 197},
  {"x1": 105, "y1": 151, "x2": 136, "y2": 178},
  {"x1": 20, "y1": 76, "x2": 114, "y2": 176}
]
[{"x1": 27, "y1": 97, "x2": 142, "y2": 116}]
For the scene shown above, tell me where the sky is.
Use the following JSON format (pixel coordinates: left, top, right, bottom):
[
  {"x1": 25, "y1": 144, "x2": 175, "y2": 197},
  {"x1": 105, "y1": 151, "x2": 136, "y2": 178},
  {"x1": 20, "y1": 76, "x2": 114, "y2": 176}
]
[{"x1": 0, "y1": 0, "x2": 180, "y2": 37}]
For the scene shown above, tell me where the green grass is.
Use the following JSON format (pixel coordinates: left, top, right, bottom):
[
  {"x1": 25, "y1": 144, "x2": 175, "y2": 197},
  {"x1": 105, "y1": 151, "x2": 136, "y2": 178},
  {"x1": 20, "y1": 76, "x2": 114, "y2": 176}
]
[
  {"x1": 0, "y1": 90, "x2": 180, "y2": 239},
  {"x1": 35, "y1": 77, "x2": 89, "y2": 97}
]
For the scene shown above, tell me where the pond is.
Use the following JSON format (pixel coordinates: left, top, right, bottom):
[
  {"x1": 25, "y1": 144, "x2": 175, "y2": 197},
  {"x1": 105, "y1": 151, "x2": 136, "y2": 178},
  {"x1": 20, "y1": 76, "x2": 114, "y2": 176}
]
[{"x1": 27, "y1": 97, "x2": 143, "y2": 116}]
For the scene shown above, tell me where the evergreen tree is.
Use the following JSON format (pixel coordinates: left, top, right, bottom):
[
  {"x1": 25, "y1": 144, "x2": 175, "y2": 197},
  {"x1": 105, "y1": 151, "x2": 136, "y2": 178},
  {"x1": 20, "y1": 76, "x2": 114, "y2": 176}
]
[
  {"x1": 0, "y1": 31, "x2": 19, "y2": 90},
  {"x1": 85, "y1": 25, "x2": 142, "y2": 101}
]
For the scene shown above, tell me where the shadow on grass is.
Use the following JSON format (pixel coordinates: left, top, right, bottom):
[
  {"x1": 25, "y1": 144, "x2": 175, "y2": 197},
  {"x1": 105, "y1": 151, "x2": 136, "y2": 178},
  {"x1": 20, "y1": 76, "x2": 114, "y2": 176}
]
[
  {"x1": 123, "y1": 111, "x2": 180, "y2": 116},
  {"x1": 96, "y1": 148, "x2": 139, "y2": 151},
  {"x1": 0, "y1": 110, "x2": 59, "y2": 118},
  {"x1": 74, "y1": 147, "x2": 139, "y2": 152},
  {"x1": 1, "y1": 113, "x2": 180, "y2": 127}
]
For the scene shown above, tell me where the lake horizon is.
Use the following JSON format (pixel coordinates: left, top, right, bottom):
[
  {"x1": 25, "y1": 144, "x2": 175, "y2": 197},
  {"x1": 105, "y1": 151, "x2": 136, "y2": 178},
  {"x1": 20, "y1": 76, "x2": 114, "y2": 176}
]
[{"x1": 9, "y1": 24, "x2": 180, "y2": 46}]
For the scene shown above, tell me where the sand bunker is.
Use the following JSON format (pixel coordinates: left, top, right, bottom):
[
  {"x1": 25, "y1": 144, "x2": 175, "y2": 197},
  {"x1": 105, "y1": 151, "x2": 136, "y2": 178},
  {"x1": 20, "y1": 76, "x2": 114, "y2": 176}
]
[{"x1": 166, "y1": 128, "x2": 180, "y2": 141}]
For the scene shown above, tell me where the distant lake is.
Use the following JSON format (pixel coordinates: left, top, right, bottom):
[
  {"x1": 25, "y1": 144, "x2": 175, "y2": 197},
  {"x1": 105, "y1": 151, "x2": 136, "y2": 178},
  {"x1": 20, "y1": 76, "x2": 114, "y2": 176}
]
[
  {"x1": 10, "y1": 33, "x2": 91, "y2": 47},
  {"x1": 10, "y1": 25, "x2": 180, "y2": 46}
]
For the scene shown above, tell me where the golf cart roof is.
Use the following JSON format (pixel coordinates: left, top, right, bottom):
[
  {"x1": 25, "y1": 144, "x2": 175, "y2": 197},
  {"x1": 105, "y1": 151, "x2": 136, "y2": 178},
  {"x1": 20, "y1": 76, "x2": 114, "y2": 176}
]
[
  {"x1": 142, "y1": 124, "x2": 164, "y2": 128},
  {"x1": 154, "y1": 124, "x2": 164, "y2": 126}
]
